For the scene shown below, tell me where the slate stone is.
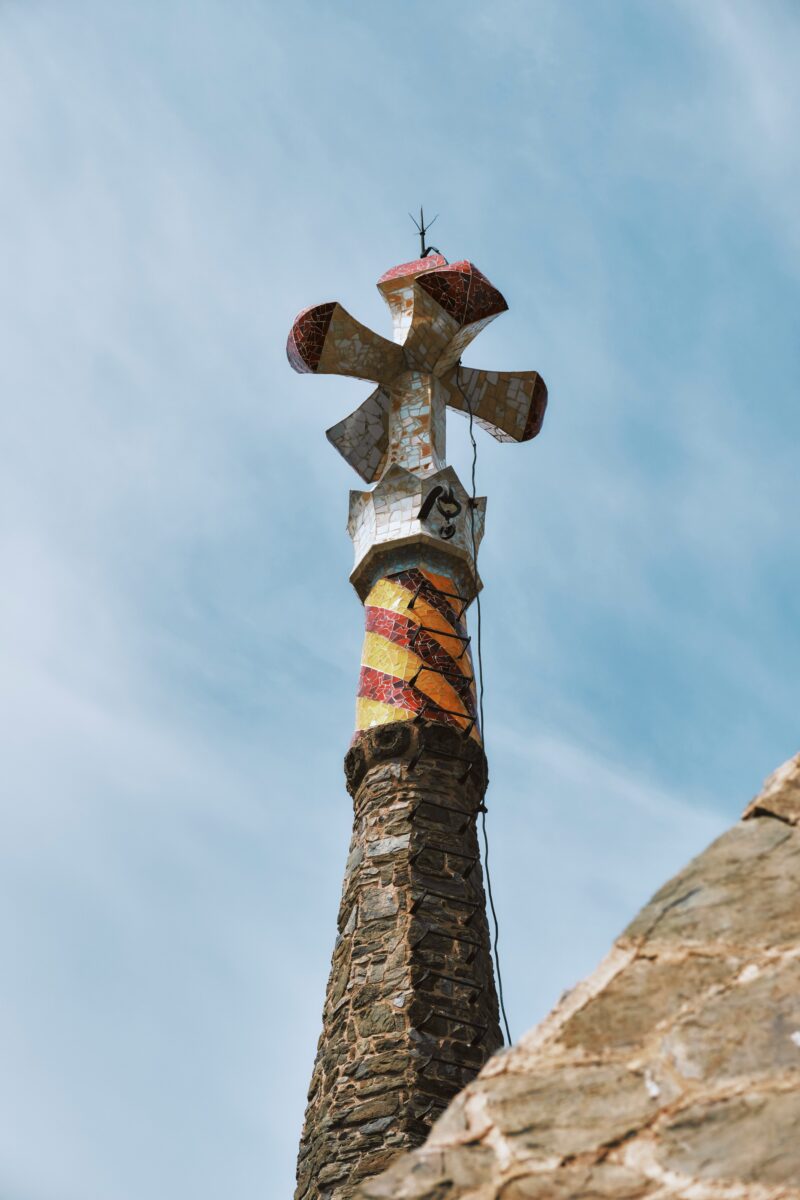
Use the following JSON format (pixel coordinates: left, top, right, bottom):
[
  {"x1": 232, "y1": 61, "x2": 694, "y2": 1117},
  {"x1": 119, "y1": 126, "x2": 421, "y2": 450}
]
[
  {"x1": 558, "y1": 953, "x2": 734, "y2": 1052},
  {"x1": 659, "y1": 1090, "x2": 800, "y2": 1185}
]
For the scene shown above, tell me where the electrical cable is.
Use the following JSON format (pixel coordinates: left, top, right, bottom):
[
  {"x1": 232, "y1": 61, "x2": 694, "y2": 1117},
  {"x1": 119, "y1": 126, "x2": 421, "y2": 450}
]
[{"x1": 456, "y1": 361, "x2": 513, "y2": 1048}]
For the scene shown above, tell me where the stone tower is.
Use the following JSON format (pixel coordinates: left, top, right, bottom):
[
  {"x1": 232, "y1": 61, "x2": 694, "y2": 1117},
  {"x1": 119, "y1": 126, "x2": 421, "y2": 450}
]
[{"x1": 287, "y1": 252, "x2": 548, "y2": 1200}]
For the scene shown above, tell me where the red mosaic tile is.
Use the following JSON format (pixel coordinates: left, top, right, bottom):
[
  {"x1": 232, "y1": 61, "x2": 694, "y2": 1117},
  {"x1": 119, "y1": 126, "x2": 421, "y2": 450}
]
[
  {"x1": 417, "y1": 261, "x2": 507, "y2": 328},
  {"x1": 358, "y1": 666, "x2": 465, "y2": 731},
  {"x1": 377, "y1": 255, "x2": 448, "y2": 285},
  {"x1": 521, "y1": 373, "x2": 549, "y2": 441},
  {"x1": 390, "y1": 568, "x2": 468, "y2": 638},
  {"x1": 286, "y1": 301, "x2": 336, "y2": 374},
  {"x1": 365, "y1": 606, "x2": 476, "y2": 717}
]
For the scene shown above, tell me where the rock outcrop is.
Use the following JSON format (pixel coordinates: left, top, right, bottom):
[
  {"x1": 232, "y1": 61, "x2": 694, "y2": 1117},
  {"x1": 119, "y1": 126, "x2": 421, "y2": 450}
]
[{"x1": 360, "y1": 754, "x2": 800, "y2": 1199}]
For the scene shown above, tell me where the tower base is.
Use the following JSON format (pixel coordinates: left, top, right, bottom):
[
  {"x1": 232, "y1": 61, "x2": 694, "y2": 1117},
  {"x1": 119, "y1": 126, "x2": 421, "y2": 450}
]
[{"x1": 294, "y1": 722, "x2": 503, "y2": 1200}]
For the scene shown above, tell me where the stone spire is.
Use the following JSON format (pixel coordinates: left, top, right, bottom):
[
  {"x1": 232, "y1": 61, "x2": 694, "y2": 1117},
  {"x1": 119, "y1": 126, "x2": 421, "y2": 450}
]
[{"x1": 287, "y1": 252, "x2": 548, "y2": 1199}]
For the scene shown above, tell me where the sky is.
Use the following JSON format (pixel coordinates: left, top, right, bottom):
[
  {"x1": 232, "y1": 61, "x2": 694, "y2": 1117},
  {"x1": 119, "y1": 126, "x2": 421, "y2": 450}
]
[{"x1": 1, "y1": 1, "x2": 798, "y2": 1197}]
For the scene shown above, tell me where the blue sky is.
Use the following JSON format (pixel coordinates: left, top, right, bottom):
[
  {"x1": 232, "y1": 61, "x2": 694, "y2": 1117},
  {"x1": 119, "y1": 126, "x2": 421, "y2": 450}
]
[{"x1": 2, "y1": 2, "x2": 798, "y2": 1197}]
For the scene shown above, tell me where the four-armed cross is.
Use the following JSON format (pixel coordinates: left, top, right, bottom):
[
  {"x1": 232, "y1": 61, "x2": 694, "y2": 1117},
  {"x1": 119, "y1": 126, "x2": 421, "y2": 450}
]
[
  {"x1": 287, "y1": 254, "x2": 547, "y2": 484},
  {"x1": 287, "y1": 252, "x2": 548, "y2": 742}
]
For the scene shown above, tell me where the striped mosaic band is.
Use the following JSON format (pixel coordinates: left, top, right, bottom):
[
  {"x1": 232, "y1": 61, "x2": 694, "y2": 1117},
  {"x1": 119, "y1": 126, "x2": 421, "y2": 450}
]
[{"x1": 355, "y1": 567, "x2": 480, "y2": 743}]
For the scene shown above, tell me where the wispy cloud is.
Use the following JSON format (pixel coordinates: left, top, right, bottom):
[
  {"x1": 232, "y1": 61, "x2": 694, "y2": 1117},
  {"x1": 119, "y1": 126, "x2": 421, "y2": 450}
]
[
  {"x1": 671, "y1": 0, "x2": 800, "y2": 262},
  {"x1": 1, "y1": 2, "x2": 798, "y2": 1198}
]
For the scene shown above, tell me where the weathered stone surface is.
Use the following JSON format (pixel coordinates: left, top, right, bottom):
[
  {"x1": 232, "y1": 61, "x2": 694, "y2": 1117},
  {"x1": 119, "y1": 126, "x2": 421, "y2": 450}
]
[
  {"x1": 623, "y1": 814, "x2": 799, "y2": 949},
  {"x1": 559, "y1": 954, "x2": 734, "y2": 1053},
  {"x1": 295, "y1": 722, "x2": 502, "y2": 1200},
  {"x1": 498, "y1": 1163, "x2": 657, "y2": 1200},
  {"x1": 359, "y1": 753, "x2": 800, "y2": 1199},
  {"x1": 661, "y1": 959, "x2": 800, "y2": 1084},
  {"x1": 657, "y1": 1089, "x2": 800, "y2": 1185},
  {"x1": 743, "y1": 752, "x2": 800, "y2": 826}
]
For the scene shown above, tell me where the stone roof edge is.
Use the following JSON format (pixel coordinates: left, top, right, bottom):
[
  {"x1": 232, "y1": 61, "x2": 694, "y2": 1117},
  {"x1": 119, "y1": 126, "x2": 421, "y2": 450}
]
[
  {"x1": 475, "y1": 752, "x2": 800, "y2": 1081},
  {"x1": 742, "y1": 752, "x2": 800, "y2": 826},
  {"x1": 357, "y1": 749, "x2": 800, "y2": 1198}
]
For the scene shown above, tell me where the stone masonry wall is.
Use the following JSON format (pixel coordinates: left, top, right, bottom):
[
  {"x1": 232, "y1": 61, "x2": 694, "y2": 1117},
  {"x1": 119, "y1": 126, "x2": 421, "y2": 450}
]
[{"x1": 294, "y1": 721, "x2": 504, "y2": 1200}]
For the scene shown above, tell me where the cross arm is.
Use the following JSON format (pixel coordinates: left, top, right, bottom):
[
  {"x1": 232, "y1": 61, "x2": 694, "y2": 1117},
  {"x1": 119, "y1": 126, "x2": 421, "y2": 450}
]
[
  {"x1": 442, "y1": 365, "x2": 548, "y2": 443},
  {"x1": 287, "y1": 302, "x2": 405, "y2": 385},
  {"x1": 325, "y1": 386, "x2": 391, "y2": 483}
]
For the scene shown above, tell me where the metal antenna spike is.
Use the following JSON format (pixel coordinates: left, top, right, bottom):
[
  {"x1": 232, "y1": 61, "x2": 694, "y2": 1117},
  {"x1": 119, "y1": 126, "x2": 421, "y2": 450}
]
[{"x1": 410, "y1": 207, "x2": 441, "y2": 259}]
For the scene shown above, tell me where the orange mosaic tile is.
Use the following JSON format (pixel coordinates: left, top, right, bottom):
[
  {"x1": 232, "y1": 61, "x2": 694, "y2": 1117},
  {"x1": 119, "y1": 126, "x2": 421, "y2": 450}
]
[{"x1": 355, "y1": 568, "x2": 479, "y2": 743}]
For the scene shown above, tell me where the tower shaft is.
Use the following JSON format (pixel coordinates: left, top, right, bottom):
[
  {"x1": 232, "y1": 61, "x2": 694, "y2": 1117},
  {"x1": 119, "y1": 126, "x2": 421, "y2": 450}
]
[{"x1": 294, "y1": 721, "x2": 502, "y2": 1200}]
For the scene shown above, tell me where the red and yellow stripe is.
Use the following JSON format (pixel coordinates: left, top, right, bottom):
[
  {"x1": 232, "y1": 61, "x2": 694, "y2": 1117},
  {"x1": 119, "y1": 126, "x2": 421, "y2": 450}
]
[{"x1": 354, "y1": 567, "x2": 480, "y2": 743}]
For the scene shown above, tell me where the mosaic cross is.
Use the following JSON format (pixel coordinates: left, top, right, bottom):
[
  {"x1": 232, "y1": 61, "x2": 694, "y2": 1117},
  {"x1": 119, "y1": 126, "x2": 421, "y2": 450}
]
[
  {"x1": 287, "y1": 254, "x2": 547, "y2": 482},
  {"x1": 287, "y1": 254, "x2": 548, "y2": 743}
]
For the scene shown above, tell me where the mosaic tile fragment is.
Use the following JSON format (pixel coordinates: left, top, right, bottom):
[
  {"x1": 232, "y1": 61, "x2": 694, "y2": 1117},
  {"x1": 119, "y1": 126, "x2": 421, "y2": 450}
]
[
  {"x1": 416, "y1": 260, "x2": 508, "y2": 327},
  {"x1": 355, "y1": 568, "x2": 479, "y2": 743}
]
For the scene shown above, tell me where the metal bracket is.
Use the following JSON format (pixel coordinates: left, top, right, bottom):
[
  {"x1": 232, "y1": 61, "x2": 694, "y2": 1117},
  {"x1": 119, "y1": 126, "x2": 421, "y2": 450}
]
[
  {"x1": 409, "y1": 623, "x2": 472, "y2": 661},
  {"x1": 391, "y1": 573, "x2": 469, "y2": 622},
  {"x1": 413, "y1": 703, "x2": 476, "y2": 737},
  {"x1": 414, "y1": 967, "x2": 484, "y2": 1004},
  {"x1": 409, "y1": 842, "x2": 480, "y2": 878},
  {"x1": 419, "y1": 1006, "x2": 489, "y2": 1047},
  {"x1": 410, "y1": 926, "x2": 481, "y2": 962},
  {"x1": 409, "y1": 798, "x2": 475, "y2": 833}
]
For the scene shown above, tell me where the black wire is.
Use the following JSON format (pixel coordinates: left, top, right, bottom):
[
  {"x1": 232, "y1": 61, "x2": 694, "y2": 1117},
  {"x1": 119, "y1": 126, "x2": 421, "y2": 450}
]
[{"x1": 457, "y1": 362, "x2": 513, "y2": 1048}]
